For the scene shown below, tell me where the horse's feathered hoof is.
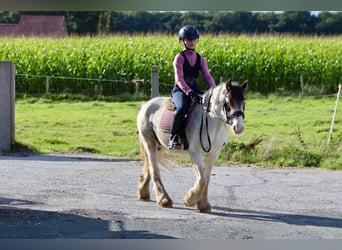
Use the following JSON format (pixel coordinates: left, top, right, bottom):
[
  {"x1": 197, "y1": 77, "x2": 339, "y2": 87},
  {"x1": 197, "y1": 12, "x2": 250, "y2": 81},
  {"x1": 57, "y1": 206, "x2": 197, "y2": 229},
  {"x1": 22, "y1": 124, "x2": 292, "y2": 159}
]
[
  {"x1": 158, "y1": 197, "x2": 173, "y2": 208},
  {"x1": 198, "y1": 206, "x2": 211, "y2": 213},
  {"x1": 183, "y1": 199, "x2": 196, "y2": 208},
  {"x1": 137, "y1": 193, "x2": 150, "y2": 201}
]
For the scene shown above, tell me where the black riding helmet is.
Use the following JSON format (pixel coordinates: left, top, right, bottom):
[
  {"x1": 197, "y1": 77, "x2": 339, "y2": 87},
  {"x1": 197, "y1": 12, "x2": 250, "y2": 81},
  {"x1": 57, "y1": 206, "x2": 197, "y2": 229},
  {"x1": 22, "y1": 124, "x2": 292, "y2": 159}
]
[{"x1": 178, "y1": 25, "x2": 200, "y2": 41}]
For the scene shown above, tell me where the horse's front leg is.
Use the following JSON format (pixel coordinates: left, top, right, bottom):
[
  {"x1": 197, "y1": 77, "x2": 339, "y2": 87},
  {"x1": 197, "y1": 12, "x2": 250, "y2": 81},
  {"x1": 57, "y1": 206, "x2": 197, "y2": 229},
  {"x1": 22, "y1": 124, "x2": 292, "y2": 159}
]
[
  {"x1": 196, "y1": 153, "x2": 218, "y2": 213},
  {"x1": 184, "y1": 153, "x2": 207, "y2": 208}
]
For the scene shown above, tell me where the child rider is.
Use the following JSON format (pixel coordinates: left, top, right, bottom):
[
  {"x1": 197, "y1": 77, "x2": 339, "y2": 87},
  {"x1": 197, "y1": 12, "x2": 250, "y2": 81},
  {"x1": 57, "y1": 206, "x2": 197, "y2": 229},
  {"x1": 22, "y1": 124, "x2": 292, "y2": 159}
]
[{"x1": 169, "y1": 25, "x2": 216, "y2": 150}]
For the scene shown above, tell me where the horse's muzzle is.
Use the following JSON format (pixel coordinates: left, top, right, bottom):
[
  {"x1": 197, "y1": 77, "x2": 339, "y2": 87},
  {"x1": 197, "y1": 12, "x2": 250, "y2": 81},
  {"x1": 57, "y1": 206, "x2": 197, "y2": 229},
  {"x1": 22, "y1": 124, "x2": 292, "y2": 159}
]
[{"x1": 231, "y1": 116, "x2": 244, "y2": 134}]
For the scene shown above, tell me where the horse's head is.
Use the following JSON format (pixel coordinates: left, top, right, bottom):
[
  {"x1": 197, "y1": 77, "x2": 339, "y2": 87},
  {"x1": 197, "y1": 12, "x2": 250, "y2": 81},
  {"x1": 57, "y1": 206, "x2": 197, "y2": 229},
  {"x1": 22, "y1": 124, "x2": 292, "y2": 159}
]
[
  {"x1": 223, "y1": 80, "x2": 248, "y2": 134},
  {"x1": 202, "y1": 79, "x2": 247, "y2": 134}
]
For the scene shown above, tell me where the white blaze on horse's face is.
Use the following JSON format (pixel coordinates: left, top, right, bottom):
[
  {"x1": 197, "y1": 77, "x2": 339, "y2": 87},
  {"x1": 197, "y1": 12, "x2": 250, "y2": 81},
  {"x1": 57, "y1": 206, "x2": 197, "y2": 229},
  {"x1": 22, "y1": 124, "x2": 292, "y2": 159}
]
[
  {"x1": 230, "y1": 96, "x2": 245, "y2": 134},
  {"x1": 225, "y1": 80, "x2": 248, "y2": 135},
  {"x1": 231, "y1": 115, "x2": 244, "y2": 134}
]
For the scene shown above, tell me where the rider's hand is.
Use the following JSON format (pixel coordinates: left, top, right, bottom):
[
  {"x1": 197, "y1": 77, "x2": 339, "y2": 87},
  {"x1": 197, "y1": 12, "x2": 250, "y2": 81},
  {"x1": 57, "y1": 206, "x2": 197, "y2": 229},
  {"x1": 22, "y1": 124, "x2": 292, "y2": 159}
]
[{"x1": 189, "y1": 91, "x2": 202, "y2": 104}]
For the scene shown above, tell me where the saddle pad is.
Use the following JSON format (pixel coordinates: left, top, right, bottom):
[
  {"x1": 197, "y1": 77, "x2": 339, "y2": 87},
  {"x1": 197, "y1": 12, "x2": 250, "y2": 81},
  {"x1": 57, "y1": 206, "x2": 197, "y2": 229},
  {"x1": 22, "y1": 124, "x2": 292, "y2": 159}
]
[
  {"x1": 159, "y1": 109, "x2": 175, "y2": 133},
  {"x1": 159, "y1": 107, "x2": 195, "y2": 133}
]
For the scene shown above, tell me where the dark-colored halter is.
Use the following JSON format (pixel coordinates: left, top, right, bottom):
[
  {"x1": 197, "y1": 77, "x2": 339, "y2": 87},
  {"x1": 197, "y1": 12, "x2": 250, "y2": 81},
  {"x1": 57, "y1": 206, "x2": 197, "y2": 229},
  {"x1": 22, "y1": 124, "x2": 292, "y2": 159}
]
[{"x1": 223, "y1": 95, "x2": 245, "y2": 125}]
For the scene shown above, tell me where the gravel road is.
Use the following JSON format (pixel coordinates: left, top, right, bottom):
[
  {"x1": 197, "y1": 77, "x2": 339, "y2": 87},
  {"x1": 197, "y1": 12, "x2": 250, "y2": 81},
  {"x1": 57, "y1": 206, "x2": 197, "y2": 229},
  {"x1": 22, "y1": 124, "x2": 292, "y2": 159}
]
[{"x1": 0, "y1": 153, "x2": 341, "y2": 239}]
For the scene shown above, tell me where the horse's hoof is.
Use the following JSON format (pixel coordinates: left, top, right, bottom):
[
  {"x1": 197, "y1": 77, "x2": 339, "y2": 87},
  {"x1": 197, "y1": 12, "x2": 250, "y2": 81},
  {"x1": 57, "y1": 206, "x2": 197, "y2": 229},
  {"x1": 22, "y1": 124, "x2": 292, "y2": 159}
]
[
  {"x1": 158, "y1": 197, "x2": 173, "y2": 208},
  {"x1": 198, "y1": 206, "x2": 211, "y2": 213},
  {"x1": 184, "y1": 199, "x2": 196, "y2": 207},
  {"x1": 137, "y1": 192, "x2": 150, "y2": 201}
]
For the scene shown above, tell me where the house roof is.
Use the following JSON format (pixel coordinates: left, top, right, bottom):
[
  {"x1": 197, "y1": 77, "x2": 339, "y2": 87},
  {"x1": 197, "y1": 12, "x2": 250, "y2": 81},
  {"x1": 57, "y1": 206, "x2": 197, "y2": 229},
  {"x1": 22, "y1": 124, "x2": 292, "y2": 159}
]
[
  {"x1": 0, "y1": 24, "x2": 17, "y2": 36},
  {"x1": 0, "y1": 15, "x2": 68, "y2": 37}
]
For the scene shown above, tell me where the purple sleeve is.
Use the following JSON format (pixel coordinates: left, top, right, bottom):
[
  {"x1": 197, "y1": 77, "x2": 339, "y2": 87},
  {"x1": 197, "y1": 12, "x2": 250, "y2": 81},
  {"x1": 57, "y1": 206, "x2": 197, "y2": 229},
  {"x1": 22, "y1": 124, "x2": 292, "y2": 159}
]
[
  {"x1": 200, "y1": 56, "x2": 216, "y2": 88},
  {"x1": 173, "y1": 53, "x2": 192, "y2": 95}
]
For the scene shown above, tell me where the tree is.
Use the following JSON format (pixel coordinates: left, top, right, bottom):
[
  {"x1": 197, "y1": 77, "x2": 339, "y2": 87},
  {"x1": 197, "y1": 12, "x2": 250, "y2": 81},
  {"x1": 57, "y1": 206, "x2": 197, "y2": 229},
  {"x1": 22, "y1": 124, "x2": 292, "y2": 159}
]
[
  {"x1": 156, "y1": 12, "x2": 182, "y2": 34},
  {"x1": 109, "y1": 12, "x2": 127, "y2": 33},
  {"x1": 211, "y1": 12, "x2": 234, "y2": 33},
  {"x1": 98, "y1": 11, "x2": 112, "y2": 34},
  {"x1": 65, "y1": 11, "x2": 102, "y2": 35},
  {"x1": 180, "y1": 12, "x2": 212, "y2": 32},
  {"x1": 2, "y1": 11, "x2": 342, "y2": 35},
  {"x1": 270, "y1": 11, "x2": 317, "y2": 34},
  {"x1": 0, "y1": 11, "x2": 20, "y2": 23},
  {"x1": 131, "y1": 12, "x2": 160, "y2": 33},
  {"x1": 316, "y1": 12, "x2": 342, "y2": 34},
  {"x1": 254, "y1": 12, "x2": 278, "y2": 33}
]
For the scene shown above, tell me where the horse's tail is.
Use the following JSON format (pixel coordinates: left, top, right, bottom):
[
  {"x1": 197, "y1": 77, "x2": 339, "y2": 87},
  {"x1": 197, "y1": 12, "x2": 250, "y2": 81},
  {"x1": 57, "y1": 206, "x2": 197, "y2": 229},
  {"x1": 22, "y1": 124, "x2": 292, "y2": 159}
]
[{"x1": 138, "y1": 132, "x2": 175, "y2": 171}]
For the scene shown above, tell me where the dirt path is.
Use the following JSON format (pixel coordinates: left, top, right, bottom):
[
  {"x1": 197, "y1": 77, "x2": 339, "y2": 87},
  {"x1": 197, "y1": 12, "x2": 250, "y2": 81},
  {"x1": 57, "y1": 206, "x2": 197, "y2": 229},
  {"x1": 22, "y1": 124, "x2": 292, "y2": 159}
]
[{"x1": 0, "y1": 153, "x2": 341, "y2": 239}]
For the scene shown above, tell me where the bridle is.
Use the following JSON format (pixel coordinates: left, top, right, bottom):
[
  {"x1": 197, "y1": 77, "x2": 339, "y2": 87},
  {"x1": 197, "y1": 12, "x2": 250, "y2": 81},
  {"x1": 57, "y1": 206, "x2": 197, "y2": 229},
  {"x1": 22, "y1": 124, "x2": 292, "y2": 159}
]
[
  {"x1": 222, "y1": 95, "x2": 245, "y2": 125},
  {"x1": 199, "y1": 87, "x2": 245, "y2": 152},
  {"x1": 201, "y1": 88, "x2": 245, "y2": 124}
]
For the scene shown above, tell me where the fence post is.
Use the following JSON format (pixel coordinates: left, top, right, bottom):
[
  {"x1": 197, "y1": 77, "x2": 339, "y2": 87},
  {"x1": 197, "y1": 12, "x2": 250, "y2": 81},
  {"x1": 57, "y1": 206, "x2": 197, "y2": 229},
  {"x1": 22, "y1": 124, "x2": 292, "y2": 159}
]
[
  {"x1": 135, "y1": 81, "x2": 139, "y2": 99},
  {"x1": 328, "y1": 84, "x2": 341, "y2": 144},
  {"x1": 0, "y1": 61, "x2": 15, "y2": 152},
  {"x1": 151, "y1": 65, "x2": 159, "y2": 98},
  {"x1": 300, "y1": 75, "x2": 305, "y2": 97},
  {"x1": 95, "y1": 84, "x2": 99, "y2": 101},
  {"x1": 46, "y1": 76, "x2": 51, "y2": 94}
]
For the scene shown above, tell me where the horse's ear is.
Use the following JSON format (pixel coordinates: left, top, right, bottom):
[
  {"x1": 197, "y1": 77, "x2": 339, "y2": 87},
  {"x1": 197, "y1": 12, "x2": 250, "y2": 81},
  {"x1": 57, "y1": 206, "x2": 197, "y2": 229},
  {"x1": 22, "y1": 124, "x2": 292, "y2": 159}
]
[
  {"x1": 226, "y1": 80, "x2": 232, "y2": 92},
  {"x1": 241, "y1": 80, "x2": 248, "y2": 93}
]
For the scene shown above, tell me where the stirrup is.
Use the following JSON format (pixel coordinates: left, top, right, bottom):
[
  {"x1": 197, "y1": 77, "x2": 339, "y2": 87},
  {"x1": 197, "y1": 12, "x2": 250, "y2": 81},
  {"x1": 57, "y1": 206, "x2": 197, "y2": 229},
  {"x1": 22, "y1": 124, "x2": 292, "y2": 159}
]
[{"x1": 168, "y1": 135, "x2": 182, "y2": 150}]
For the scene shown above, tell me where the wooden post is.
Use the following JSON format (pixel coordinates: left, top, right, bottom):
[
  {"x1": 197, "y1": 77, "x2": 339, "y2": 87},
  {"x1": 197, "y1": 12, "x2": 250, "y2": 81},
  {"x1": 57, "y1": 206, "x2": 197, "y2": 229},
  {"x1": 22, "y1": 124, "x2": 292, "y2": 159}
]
[
  {"x1": 300, "y1": 75, "x2": 305, "y2": 97},
  {"x1": 95, "y1": 84, "x2": 99, "y2": 101},
  {"x1": 0, "y1": 61, "x2": 15, "y2": 152},
  {"x1": 328, "y1": 84, "x2": 341, "y2": 144},
  {"x1": 46, "y1": 76, "x2": 51, "y2": 95},
  {"x1": 151, "y1": 65, "x2": 159, "y2": 98},
  {"x1": 135, "y1": 81, "x2": 139, "y2": 99}
]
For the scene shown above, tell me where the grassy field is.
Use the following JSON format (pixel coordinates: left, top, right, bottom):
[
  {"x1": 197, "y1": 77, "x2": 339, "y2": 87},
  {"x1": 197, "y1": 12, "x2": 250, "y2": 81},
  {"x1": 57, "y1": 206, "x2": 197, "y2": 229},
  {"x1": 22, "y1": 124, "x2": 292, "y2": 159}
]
[{"x1": 14, "y1": 94, "x2": 342, "y2": 169}]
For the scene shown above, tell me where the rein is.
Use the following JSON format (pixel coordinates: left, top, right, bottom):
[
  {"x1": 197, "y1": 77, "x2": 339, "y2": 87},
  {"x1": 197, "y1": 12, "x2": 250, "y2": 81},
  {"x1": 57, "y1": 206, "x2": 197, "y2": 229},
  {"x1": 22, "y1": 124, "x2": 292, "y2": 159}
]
[{"x1": 199, "y1": 90, "x2": 213, "y2": 153}]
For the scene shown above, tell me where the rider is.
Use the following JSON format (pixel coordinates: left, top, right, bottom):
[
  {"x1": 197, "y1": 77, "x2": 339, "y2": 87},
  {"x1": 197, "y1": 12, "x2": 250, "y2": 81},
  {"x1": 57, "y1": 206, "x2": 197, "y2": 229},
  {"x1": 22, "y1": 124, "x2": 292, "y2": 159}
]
[{"x1": 169, "y1": 24, "x2": 216, "y2": 150}]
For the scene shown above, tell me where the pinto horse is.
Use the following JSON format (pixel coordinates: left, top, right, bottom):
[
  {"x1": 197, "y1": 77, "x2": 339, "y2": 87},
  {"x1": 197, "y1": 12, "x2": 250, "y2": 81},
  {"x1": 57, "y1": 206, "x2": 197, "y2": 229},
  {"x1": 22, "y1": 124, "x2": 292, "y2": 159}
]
[{"x1": 136, "y1": 80, "x2": 248, "y2": 213}]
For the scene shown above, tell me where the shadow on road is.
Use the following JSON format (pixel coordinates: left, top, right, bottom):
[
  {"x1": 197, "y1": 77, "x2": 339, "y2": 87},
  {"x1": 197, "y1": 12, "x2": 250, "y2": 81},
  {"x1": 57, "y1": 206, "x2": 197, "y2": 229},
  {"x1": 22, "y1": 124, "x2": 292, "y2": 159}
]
[
  {"x1": 0, "y1": 198, "x2": 174, "y2": 239},
  {"x1": 212, "y1": 206, "x2": 342, "y2": 229},
  {"x1": 0, "y1": 153, "x2": 139, "y2": 163}
]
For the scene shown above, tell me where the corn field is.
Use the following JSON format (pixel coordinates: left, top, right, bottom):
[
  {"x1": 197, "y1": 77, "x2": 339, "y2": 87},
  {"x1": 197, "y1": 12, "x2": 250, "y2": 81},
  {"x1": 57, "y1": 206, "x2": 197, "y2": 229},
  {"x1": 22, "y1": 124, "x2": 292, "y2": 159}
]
[{"x1": 1, "y1": 34, "x2": 342, "y2": 95}]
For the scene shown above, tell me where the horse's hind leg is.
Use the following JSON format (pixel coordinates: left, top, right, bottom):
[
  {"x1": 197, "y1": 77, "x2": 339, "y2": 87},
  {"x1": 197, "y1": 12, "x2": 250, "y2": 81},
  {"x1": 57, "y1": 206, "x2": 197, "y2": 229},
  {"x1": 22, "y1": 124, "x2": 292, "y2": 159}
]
[
  {"x1": 138, "y1": 138, "x2": 173, "y2": 208},
  {"x1": 137, "y1": 140, "x2": 151, "y2": 200}
]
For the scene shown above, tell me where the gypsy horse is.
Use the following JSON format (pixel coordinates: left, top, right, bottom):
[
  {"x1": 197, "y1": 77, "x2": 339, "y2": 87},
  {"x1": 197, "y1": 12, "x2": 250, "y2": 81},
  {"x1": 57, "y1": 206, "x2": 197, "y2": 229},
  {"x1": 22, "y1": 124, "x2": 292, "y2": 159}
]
[{"x1": 136, "y1": 80, "x2": 248, "y2": 213}]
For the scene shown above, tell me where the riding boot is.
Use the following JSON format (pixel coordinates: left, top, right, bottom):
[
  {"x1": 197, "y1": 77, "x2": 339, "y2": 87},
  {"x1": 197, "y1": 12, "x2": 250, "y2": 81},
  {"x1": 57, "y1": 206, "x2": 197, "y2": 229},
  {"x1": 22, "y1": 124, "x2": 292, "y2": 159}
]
[{"x1": 168, "y1": 112, "x2": 185, "y2": 150}]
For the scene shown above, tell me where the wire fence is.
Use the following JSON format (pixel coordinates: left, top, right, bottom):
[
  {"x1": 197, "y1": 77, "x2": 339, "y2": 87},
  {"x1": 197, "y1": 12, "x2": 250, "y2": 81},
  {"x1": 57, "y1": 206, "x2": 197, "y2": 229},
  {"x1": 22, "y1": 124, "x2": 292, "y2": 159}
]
[
  {"x1": 16, "y1": 73, "x2": 148, "y2": 97},
  {"x1": 16, "y1": 71, "x2": 342, "y2": 99},
  {"x1": 14, "y1": 67, "x2": 341, "y2": 133},
  {"x1": 14, "y1": 71, "x2": 341, "y2": 151}
]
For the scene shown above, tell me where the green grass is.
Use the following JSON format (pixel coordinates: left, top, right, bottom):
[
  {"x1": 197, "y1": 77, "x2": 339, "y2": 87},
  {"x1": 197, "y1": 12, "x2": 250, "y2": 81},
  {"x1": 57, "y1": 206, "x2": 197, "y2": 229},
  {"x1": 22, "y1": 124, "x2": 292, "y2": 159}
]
[
  {"x1": 14, "y1": 95, "x2": 342, "y2": 169},
  {"x1": 15, "y1": 99, "x2": 141, "y2": 157},
  {"x1": 219, "y1": 96, "x2": 342, "y2": 169}
]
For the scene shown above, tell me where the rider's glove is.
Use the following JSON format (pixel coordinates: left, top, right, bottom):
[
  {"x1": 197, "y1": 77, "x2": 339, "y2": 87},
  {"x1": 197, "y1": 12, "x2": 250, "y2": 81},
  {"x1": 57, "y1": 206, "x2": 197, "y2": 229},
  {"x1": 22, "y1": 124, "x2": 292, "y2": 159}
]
[{"x1": 188, "y1": 91, "x2": 202, "y2": 104}]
